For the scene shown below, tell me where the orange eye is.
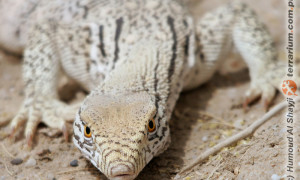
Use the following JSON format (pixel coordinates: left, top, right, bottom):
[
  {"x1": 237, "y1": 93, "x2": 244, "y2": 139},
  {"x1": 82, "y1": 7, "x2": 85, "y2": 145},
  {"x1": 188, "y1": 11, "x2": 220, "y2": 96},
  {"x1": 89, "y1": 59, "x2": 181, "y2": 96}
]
[
  {"x1": 84, "y1": 125, "x2": 92, "y2": 138},
  {"x1": 148, "y1": 118, "x2": 156, "y2": 133}
]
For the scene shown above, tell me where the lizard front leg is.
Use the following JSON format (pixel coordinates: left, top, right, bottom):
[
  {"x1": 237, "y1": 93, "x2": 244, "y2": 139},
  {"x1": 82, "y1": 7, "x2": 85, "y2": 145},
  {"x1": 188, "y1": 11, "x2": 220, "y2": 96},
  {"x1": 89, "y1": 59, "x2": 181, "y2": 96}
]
[
  {"x1": 230, "y1": 2, "x2": 285, "y2": 110},
  {"x1": 10, "y1": 22, "x2": 78, "y2": 147},
  {"x1": 185, "y1": 1, "x2": 285, "y2": 111}
]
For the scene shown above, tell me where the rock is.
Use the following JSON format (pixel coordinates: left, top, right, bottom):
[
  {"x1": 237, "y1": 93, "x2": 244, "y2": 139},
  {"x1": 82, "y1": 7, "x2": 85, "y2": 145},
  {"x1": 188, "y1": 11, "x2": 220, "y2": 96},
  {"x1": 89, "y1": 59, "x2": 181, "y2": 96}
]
[
  {"x1": 70, "y1": 159, "x2": 78, "y2": 167},
  {"x1": 25, "y1": 157, "x2": 36, "y2": 167},
  {"x1": 10, "y1": 158, "x2": 23, "y2": 165}
]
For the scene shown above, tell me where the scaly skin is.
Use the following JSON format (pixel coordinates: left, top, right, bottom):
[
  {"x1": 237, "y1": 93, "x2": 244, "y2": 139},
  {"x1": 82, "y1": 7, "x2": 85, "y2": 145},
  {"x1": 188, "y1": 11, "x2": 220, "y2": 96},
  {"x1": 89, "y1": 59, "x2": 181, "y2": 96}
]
[{"x1": 1, "y1": 0, "x2": 285, "y2": 179}]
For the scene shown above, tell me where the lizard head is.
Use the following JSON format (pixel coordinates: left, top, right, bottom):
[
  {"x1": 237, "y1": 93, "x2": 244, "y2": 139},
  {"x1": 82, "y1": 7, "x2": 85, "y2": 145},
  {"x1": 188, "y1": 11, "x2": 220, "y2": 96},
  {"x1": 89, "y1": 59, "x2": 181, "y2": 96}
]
[{"x1": 73, "y1": 91, "x2": 170, "y2": 179}]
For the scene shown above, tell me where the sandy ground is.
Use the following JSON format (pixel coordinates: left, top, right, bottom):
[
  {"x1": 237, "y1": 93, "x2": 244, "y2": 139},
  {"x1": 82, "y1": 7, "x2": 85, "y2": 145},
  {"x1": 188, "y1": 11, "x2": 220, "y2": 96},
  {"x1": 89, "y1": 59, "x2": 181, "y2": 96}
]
[{"x1": 0, "y1": 0, "x2": 300, "y2": 180}]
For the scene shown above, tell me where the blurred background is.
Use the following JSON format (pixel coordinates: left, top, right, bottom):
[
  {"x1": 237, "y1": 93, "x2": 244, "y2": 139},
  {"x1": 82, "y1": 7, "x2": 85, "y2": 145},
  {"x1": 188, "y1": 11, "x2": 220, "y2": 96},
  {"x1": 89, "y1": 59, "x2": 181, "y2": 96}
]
[{"x1": 187, "y1": 0, "x2": 300, "y2": 53}]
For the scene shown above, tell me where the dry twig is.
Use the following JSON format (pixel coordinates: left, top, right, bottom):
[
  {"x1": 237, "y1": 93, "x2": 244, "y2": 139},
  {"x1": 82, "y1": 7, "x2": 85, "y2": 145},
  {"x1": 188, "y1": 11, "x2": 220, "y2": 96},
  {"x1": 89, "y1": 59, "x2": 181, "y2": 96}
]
[
  {"x1": 206, "y1": 160, "x2": 223, "y2": 180},
  {"x1": 0, "y1": 160, "x2": 13, "y2": 176},
  {"x1": 198, "y1": 111, "x2": 240, "y2": 130},
  {"x1": 1, "y1": 142, "x2": 15, "y2": 158},
  {"x1": 178, "y1": 98, "x2": 299, "y2": 175}
]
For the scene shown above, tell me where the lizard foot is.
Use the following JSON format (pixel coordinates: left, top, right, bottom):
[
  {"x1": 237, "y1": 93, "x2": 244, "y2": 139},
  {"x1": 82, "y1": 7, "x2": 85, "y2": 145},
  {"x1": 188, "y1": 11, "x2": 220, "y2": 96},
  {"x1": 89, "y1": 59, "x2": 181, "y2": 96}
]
[
  {"x1": 10, "y1": 96, "x2": 79, "y2": 147},
  {"x1": 243, "y1": 80, "x2": 276, "y2": 112}
]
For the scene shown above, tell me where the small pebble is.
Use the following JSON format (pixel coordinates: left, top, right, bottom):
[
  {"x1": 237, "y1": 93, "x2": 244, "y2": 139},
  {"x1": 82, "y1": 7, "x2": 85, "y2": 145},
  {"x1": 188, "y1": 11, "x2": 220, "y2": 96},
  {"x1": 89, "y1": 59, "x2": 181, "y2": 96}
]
[
  {"x1": 10, "y1": 158, "x2": 23, "y2": 165},
  {"x1": 21, "y1": 153, "x2": 30, "y2": 160},
  {"x1": 47, "y1": 173, "x2": 54, "y2": 180},
  {"x1": 25, "y1": 157, "x2": 36, "y2": 167},
  {"x1": 234, "y1": 167, "x2": 239, "y2": 175},
  {"x1": 202, "y1": 136, "x2": 208, "y2": 142},
  {"x1": 17, "y1": 175, "x2": 24, "y2": 179},
  {"x1": 70, "y1": 159, "x2": 78, "y2": 167},
  {"x1": 174, "y1": 174, "x2": 181, "y2": 180},
  {"x1": 234, "y1": 119, "x2": 245, "y2": 128},
  {"x1": 195, "y1": 171, "x2": 202, "y2": 176},
  {"x1": 271, "y1": 174, "x2": 280, "y2": 180}
]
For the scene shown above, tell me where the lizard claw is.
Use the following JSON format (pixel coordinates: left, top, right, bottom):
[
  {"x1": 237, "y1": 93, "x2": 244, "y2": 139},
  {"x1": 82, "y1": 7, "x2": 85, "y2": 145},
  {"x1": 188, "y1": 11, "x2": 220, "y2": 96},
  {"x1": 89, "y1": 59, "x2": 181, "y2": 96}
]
[
  {"x1": 9, "y1": 126, "x2": 17, "y2": 142},
  {"x1": 26, "y1": 133, "x2": 34, "y2": 149},
  {"x1": 263, "y1": 99, "x2": 270, "y2": 112},
  {"x1": 62, "y1": 124, "x2": 69, "y2": 142},
  {"x1": 243, "y1": 98, "x2": 250, "y2": 112},
  {"x1": 261, "y1": 85, "x2": 276, "y2": 112},
  {"x1": 24, "y1": 111, "x2": 40, "y2": 148}
]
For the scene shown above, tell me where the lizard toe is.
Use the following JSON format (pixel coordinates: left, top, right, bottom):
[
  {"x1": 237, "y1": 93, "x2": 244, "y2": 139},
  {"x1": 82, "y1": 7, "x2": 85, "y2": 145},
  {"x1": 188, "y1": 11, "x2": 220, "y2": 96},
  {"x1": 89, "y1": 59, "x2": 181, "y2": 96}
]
[
  {"x1": 10, "y1": 106, "x2": 28, "y2": 140},
  {"x1": 243, "y1": 86, "x2": 262, "y2": 111},
  {"x1": 9, "y1": 96, "x2": 77, "y2": 146},
  {"x1": 41, "y1": 100, "x2": 78, "y2": 142},
  {"x1": 244, "y1": 80, "x2": 277, "y2": 111},
  {"x1": 261, "y1": 84, "x2": 276, "y2": 112}
]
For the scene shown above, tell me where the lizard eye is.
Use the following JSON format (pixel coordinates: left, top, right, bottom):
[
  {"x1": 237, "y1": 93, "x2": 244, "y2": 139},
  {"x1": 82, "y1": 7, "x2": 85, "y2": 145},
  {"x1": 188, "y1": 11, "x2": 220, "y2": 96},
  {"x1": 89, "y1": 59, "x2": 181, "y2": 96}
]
[
  {"x1": 84, "y1": 125, "x2": 92, "y2": 138},
  {"x1": 148, "y1": 118, "x2": 156, "y2": 133}
]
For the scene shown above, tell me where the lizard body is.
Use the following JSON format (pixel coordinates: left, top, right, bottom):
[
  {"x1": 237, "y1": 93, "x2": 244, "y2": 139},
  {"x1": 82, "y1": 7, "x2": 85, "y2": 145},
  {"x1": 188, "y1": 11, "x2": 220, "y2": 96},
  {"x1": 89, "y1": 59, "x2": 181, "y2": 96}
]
[{"x1": 1, "y1": 0, "x2": 286, "y2": 179}]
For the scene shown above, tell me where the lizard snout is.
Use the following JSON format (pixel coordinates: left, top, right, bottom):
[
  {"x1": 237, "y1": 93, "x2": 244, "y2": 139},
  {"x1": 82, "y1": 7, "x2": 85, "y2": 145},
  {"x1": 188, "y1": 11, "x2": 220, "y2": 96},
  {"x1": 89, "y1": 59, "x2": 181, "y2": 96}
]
[{"x1": 110, "y1": 164, "x2": 136, "y2": 180}]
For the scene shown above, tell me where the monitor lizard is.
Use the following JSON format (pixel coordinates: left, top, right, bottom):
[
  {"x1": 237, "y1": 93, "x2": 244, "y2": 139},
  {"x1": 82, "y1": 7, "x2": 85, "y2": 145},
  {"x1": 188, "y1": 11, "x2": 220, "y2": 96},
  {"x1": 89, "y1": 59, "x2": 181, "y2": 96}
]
[{"x1": 1, "y1": 0, "x2": 287, "y2": 179}]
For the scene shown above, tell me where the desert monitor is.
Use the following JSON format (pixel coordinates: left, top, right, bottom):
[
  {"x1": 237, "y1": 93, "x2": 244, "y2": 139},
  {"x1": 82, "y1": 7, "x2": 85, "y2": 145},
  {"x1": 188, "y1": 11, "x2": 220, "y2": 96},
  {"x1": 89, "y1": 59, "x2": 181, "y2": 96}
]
[{"x1": 1, "y1": 0, "x2": 285, "y2": 179}]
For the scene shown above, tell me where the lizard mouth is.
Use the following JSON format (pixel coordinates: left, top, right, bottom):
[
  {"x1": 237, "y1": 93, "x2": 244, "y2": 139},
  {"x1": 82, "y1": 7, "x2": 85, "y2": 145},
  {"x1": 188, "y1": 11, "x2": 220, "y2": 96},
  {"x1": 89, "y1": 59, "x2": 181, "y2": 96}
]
[
  {"x1": 109, "y1": 164, "x2": 137, "y2": 180},
  {"x1": 110, "y1": 174, "x2": 136, "y2": 180}
]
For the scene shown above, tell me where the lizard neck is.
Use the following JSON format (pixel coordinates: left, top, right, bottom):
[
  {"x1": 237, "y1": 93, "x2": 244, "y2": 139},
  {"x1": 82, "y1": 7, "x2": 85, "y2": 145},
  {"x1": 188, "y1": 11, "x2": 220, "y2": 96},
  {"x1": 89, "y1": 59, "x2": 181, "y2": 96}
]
[{"x1": 93, "y1": 41, "x2": 186, "y2": 123}]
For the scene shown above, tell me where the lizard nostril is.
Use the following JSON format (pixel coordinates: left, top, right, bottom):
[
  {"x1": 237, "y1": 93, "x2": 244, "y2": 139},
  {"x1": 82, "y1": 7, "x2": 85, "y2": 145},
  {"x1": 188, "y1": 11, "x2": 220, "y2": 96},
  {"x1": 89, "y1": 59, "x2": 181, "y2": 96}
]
[{"x1": 110, "y1": 164, "x2": 134, "y2": 178}]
